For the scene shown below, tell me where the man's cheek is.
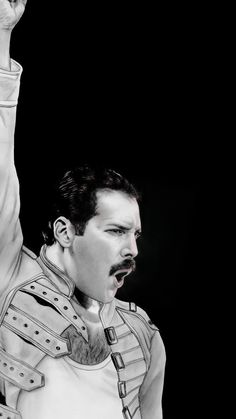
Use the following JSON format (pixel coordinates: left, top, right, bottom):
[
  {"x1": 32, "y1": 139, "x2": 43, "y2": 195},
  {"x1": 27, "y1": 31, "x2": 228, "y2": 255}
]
[{"x1": 90, "y1": 239, "x2": 112, "y2": 262}]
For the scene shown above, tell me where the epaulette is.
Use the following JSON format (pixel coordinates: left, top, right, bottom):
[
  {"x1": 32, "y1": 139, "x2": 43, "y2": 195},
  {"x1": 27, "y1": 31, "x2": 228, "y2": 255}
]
[{"x1": 115, "y1": 299, "x2": 159, "y2": 332}]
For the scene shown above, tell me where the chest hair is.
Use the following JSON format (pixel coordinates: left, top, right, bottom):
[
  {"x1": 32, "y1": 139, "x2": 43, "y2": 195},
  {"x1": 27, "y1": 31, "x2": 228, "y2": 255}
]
[{"x1": 62, "y1": 324, "x2": 111, "y2": 365}]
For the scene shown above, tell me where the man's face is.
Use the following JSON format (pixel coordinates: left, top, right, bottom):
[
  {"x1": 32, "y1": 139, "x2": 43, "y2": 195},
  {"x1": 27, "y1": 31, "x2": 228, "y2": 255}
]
[{"x1": 70, "y1": 190, "x2": 141, "y2": 303}]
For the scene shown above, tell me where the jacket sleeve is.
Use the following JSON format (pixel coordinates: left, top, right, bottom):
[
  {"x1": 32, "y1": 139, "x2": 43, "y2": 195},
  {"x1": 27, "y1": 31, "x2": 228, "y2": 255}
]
[
  {"x1": 0, "y1": 60, "x2": 23, "y2": 298},
  {"x1": 139, "y1": 330, "x2": 166, "y2": 419}
]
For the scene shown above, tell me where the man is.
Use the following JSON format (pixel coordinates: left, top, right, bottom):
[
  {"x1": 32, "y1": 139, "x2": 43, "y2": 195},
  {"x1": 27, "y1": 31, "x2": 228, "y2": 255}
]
[{"x1": 0, "y1": 1, "x2": 166, "y2": 418}]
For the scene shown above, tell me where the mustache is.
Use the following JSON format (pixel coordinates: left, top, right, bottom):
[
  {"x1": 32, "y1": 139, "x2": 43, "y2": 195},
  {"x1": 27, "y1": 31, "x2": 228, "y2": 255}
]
[{"x1": 109, "y1": 259, "x2": 136, "y2": 276}]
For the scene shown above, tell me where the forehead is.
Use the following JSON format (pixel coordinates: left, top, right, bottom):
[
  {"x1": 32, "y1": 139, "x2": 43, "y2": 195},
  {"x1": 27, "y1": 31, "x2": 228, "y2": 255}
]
[{"x1": 95, "y1": 190, "x2": 141, "y2": 227}]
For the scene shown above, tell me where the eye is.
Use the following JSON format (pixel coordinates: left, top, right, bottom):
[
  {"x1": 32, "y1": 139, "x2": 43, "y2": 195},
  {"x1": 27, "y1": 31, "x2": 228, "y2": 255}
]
[
  {"x1": 106, "y1": 229, "x2": 125, "y2": 236},
  {"x1": 135, "y1": 231, "x2": 141, "y2": 239}
]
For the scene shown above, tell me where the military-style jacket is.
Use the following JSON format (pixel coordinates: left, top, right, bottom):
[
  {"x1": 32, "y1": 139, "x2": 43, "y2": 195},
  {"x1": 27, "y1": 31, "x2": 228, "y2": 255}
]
[{"x1": 0, "y1": 62, "x2": 166, "y2": 419}]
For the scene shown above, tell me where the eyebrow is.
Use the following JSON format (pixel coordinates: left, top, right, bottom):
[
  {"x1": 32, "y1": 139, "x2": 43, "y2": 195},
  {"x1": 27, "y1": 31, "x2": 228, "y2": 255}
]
[{"x1": 106, "y1": 223, "x2": 142, "y2": 235}]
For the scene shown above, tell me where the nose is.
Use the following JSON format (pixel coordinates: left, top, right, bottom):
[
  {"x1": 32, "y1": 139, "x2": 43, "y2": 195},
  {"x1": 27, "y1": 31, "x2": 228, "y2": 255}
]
[{"x1": 120, "y1": 234, "x2": 138, "y2": 259}]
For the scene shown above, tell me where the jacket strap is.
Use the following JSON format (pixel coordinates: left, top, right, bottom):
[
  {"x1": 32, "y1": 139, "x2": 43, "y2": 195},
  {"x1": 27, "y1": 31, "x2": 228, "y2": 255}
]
[
  {"x1": 2, "y1": 307, "x2": 70, "y2": 358},
  {"x1": 0, "y1": 403, "x2": 22, "y2": 419},
  {"x1": 0, "y1": 347, "x2": 44, "y2": 391}
]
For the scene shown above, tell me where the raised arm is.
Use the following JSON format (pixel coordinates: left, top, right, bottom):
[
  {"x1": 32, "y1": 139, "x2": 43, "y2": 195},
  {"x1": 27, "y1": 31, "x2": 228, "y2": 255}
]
[
  {"x1": 0, "y1": 0, "x2": 27, "y2": 297},
  {"x1": 0, "y1": 0, "x2": 26, "y2": 67}
]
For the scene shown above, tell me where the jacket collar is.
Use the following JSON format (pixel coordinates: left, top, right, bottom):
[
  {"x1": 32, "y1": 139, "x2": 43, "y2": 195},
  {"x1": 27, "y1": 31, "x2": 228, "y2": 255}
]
[
  {"x1": 37, "y1": 245, "x2": 75, "y2": 298},
  {"x1": 99, "y1": 298, "x2": 117, "y2": 327}
]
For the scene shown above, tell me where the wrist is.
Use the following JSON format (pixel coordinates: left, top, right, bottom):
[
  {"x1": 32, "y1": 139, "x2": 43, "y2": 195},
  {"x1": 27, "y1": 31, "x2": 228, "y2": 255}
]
[{"x1": 0, "y1": 29, "x2": 12, "y2": 71}]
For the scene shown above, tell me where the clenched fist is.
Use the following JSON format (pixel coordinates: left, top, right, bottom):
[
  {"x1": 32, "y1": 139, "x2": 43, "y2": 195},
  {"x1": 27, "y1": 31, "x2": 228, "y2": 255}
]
[{"x1": 0, "y1": 0, "x2": 27, "y2": 31}]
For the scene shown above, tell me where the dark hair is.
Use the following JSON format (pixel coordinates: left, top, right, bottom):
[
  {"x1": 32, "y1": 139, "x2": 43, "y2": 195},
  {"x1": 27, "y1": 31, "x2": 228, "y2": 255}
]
[{"x1": 42, "y1": 166, "x2": 140, "y2": 245}]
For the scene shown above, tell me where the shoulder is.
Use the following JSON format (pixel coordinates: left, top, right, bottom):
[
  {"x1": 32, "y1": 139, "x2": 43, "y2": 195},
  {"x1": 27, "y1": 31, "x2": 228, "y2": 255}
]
[
  {"x1": 114, "y1": 298, "x2": 165, "y2": 368},
  {"x1": 114, "y1": 298, "x2": 159, "y2": 333}
]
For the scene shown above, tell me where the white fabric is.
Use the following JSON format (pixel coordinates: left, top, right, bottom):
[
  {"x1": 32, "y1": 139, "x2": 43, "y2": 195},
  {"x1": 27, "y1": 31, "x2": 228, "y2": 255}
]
[{"x1": 17, "y1": 355, "x2": 124, "y2": 419}]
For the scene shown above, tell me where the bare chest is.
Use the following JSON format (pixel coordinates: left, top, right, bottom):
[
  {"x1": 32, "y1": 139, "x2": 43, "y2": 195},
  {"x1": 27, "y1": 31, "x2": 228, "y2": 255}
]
[{"x1": 62, "y1": 324, "x2": 111, "y2": 365}]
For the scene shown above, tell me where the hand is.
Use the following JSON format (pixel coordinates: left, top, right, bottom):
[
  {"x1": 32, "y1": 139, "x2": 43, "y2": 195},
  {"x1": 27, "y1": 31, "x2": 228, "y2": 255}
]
[{"x1": 0, "y1": 0, "x2": 27, "y2": 31}]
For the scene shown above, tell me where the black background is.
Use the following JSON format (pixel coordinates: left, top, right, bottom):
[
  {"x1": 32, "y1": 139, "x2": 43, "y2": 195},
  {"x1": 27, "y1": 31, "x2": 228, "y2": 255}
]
[{"x1": 3, "y1": 2, "x2": 212, "y2": 418}]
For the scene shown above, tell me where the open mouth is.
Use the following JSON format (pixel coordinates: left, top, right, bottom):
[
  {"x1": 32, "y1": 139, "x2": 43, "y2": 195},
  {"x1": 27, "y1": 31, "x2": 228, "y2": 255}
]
[{"x1": 113, "y1": 269, "x2": 131, "y2": 288}]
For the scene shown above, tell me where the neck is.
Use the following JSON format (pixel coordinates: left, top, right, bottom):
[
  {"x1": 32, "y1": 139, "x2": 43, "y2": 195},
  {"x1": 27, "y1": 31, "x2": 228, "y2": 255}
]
[
  {"x1": 73, "y1": 287, "x2": 101, "y2": 314},
  {"x1": 45, "y1": 244, "x2": 101, "y2": 315}
]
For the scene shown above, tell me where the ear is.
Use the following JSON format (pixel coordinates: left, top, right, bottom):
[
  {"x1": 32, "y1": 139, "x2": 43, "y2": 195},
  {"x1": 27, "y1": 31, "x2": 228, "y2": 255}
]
[{"x1": 53, "y1": 216, "x2": 76, "y2": 248}]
